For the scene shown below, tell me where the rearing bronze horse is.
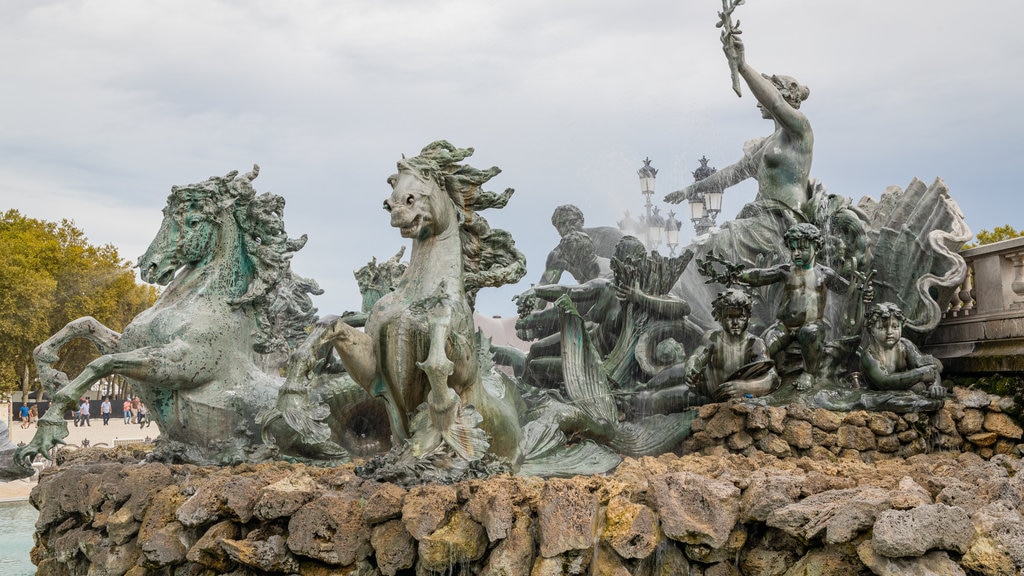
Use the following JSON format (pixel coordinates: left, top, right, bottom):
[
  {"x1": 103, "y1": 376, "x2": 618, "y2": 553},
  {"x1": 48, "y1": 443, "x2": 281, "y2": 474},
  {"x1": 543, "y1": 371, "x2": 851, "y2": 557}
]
[{"x1": 286, "y1": 141, "x2": 527, "y2": 461}]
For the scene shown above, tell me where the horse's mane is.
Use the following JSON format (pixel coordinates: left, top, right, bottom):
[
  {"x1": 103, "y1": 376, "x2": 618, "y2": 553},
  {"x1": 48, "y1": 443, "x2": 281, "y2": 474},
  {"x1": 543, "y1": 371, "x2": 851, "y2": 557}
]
[
  {"x1": 395, "y1": 140, "x2": 527, "y2": 308},
  {"x1": 170, "y1": 166, "x2": 322, "y2": 353}
]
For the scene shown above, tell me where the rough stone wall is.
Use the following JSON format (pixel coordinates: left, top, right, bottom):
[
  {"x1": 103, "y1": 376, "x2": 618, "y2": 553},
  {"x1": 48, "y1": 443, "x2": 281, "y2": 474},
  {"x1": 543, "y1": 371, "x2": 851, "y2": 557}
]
[
  {"x1": 680, "y1": 387, "x2": 1024, "y2": 462},
  {"x1": 26, "y1": 389, "x2": 1024, "y2": 576}
]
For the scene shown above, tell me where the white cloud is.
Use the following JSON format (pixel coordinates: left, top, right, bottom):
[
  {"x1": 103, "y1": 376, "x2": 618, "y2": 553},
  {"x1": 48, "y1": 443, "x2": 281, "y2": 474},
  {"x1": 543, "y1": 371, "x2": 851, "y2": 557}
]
[{"x1": 1, "y1": 0, "x2": 1022, "y2": 316}]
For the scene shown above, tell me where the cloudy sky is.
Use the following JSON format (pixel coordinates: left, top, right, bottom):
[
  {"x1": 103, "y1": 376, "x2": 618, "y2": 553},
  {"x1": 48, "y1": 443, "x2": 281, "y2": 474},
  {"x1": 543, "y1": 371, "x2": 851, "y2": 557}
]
[{"x1": 2, "y1": 1, "x2": 1021, "y2": 317}]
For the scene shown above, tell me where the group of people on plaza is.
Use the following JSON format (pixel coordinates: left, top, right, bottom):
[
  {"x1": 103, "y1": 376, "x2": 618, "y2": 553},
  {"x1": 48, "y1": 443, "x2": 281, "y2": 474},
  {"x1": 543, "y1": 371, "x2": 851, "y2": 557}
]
[
  {"x1": 17, "y1": 395, "x2": 151, "y2": 429},
  {"x1": 17, "y1": 403, "x2": 38, "y2": 429}
]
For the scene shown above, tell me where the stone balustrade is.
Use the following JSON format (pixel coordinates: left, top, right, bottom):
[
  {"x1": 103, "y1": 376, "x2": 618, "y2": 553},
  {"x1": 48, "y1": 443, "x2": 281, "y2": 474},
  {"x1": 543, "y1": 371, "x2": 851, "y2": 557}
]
[{"x1": 928, "y1": 236, "x2": 1024, "y2": 373}]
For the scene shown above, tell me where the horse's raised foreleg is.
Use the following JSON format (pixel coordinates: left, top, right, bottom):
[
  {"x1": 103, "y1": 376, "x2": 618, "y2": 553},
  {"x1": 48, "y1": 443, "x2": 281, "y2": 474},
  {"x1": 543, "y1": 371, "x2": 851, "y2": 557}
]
[
  {"x1": 286, "y1": 315, "x2": 376, "y2": 392},
  {"x1": 33, "y1": 316, "x2": 121, "y2": 394},
  {"x1": 15, "y1": 342, "x2": 188, "y2": 466},
  {"x1": 269, "y1": 316, "x2": 378, "y2": 459}
]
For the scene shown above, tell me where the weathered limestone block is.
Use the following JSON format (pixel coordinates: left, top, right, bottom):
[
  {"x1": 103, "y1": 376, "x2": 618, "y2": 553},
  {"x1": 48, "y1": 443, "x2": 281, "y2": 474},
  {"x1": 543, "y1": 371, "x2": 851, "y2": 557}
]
[
  {"x1": 704, "y1": 560, "x2": 742, "y2": 576},
  {"x1": 897, "y1": 429, "x2": 919, "y2": 442},
  {"x1": 530, "y1": 550, "x2": 593, "y2": 576},
  {"x1": 799, "y1": 471, "x2": 853, "y2": 498},
  {"x1": 467, "y1": 476, "x2": 527, "y2": 542},
  {"x1": 185, "y1": 520, "x2": 239, "y2": 572},
  {"x1": 49, "y1": 525, "x2": 88, "y2": 564},
  {"x1": 740, "y1": 472, "x2": 804, "y2": 522},
  {"x1": 727, "y1": 429, "x2": 754, "y2": 450},
  {"x1": 601, "y1": 496, "x2": 660, "y2": 559},
  {"x1": 934, "y1": 408, "x2": 958, "y2": 435},
  {"x1": 767, "y1": 487, "x2": 890, "y2": 544},
  {"x1": 782, "y1": 419, "x2": 813, "y2": 450},
  {"x1": 805, "y1": 445, "x2": 837, "y2": 462},
  {"x1": 650, "y1": 471, "x2": 740, "y2": 549},
  {"x1": 868, "y1": 413, "x2": 897, "y2": 436},
  {"x1": 757, "y1": 433, "x2": 792, "y2": 458},
  {"x1": 842, "y1": 411, "x2": 868, "y2": 426},
  {"x1": 222, "y1": 532, "x2": 300, "y2": 574},
  {"x1": 857, "y1": 541, "x2": 966, "y2": 576},
  {"x1": 811, "y1": 409, "x2": 843, "y2": 432},
  {"x1": 810, "y1": 429, "x2": 836, "y2": 447},
  {"x1": 30, "y1": 463, "x2": 155, "y2": 531},
  {"x1": 889, "y1": 476, "x2": 932, "y2": 510},
  {"x1": 961, "y1": 502, "x2": 1024, "y2": 576},
  {"x1": 370, "y1": 519, "x2": 415, "y2": 576},
  {"x1": 137, "y1": 485, "x2": 190, "y2": 568},
  {"x1": 402, "y1": 484, "x2": 457, "y2": 540},
  {"x1": 984, "y1": 412, "x2": 1023, "y2": 439},
  {"x1": 746, "y1": 406, "x2": 770, "y2": 430},
  {"x1": 176, "y1": 475, "x2": 232, "y2": 527},
  {"x1": 140, "y1": 520, "x2": 190, "y2": 568},
  {"x1": 767, "y1": 406, "x2": 787, "y2": 433},
  {"x1": 253, "y1": 473, "x2": 319, "y2": 521},
  {"x1": 590, "y1": 543, "x2": 631, "y2": 576},
  {"x1": 961, "y1": 536, "x2": 1018, "y2": 576},
  {"x1": 954, "y1": 387, "x2": 992, "y2": 409},
  {"x1": 536, "y1": 478, "x2": 599, "y2": 557},
  {"x1": 480, "y1": 515, "x2": 534, "y2": 576},
  {"x1": 362, "y1": 482, "x2": 407, "y2": 525},
  {"x1": 737, "y1": 529, "x2": 803, "y2": 576},
  {"x1": 871, "y1": 504, "x2": 974, "y2": 558},
  {"x1": 86, "y1": 538, "x2": 142, "y2": 576},
  {"x1": 935, "y1": 479, "x2": 986, "y2": 515},
  {"x1": 107, "y1": 502, "x2": 142, "y2": 545},
  {"x1": 876, "y1": 434, "x2": 900, "y2": 453},
  {"x1": 698, "y1": 403, "x2": 720, "y2": 419},
  {"x1": 705, "y1": 407, "x2": 745, "y2": 439},
  {"x1": 784, "y1": 543, "x2": 864, "y2": 576},
  {"x1": 418, "y1": 510, "x2": 488, "y2": 572},
  {"x1": 995, "y1": 439, "x2": 1017, "y2": 455},
  {"x1": 785, "y1": 403, "x2": 814, "y2": 422},
  {"x1": 958, "y1": 409, "x2": 985, "y2": 434},
  {"x1": 836, "y1": 424, "x2": 876, "y2": 451},
  {"x1": 646, "y1": 542, "x2": 691, "y2": 576},
  {"x1": 968, "y1": 432, "x2": 999, "y2": 447},
  {"x1": 684, "y1": 526, "x2": 746, "y2": 563},
  {"x1": 287, "y1": 493, "x2": 372, "y2": 566}
]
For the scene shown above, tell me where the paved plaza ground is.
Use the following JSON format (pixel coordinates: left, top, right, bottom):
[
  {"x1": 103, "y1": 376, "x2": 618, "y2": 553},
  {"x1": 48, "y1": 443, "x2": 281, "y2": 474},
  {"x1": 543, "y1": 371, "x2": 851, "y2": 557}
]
[{"x1": 1, "y1": 406, "x2": 159, "y2": 501}]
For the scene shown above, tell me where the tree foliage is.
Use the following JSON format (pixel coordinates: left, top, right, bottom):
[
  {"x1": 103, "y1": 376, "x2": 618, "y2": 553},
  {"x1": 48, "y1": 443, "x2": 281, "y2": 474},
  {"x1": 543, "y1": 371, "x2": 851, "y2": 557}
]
[
  {"x1": 0, "y1": 210, "x2": 159, "y2": 395},
  {"x1": 964, "y1": 225, "x2": 1023, "y2": 249}
]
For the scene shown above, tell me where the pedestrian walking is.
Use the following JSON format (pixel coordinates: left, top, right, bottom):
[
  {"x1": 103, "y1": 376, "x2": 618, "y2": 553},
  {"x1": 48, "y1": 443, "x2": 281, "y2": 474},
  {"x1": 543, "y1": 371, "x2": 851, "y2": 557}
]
[
  {"x1": 79, "y1": 397, "x2": 91, "y2": 426},
  {"x1": 123, "y1": 398, "x2": 132, "y2": 424},
  {"x1": 138, "y1": 402, "x2": 149, "y2": 428},
  {"x1": 101, "y1": 396, "x2": 112, "y2": 425}
]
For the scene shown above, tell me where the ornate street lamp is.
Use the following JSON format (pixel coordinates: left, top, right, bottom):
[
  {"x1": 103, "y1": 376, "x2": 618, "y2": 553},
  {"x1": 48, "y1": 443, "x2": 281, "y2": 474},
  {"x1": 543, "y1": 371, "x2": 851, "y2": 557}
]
[
  {"x1": 637, "y1": 157, "x2": 661, "y2": 251},
  {"x1": 665, "y1": 211, "x2": 681, "y2": 256},
  {"x1": 647, "y1": 206, "x2": 665, "y2": 250},
  {"x1": 690, "y1": 156, "x2": 719, "y2": 236}
]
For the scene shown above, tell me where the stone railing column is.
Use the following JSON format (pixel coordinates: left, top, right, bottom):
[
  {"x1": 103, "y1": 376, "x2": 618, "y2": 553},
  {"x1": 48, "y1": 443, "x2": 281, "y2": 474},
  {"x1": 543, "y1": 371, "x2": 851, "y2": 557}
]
[{"x1": 1004, "y1": 250, "x2": 1024, "y2": 309}]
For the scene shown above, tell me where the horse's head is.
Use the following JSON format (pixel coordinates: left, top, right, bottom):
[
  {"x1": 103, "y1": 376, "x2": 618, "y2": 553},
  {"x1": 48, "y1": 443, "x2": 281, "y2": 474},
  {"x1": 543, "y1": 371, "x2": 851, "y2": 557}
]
[
  {"x1": 139, "y1": 181, "x2": 225, "y2": 285},
  {"x1": 384, "y1": 168, "x2": 458, "y2": 241},
  {"x1": 138, "y1": 168, "x2": 261, "y2": 286},
  {"x1": 386, "y1": 141, "x2": 527, "y2": 306}
]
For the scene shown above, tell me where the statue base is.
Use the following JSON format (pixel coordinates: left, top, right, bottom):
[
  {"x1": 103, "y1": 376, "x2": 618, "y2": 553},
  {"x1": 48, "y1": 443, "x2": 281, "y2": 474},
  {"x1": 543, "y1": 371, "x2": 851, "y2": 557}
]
[{"x1": 25, "y1": 389, "x2": 1024, "y2": 575}]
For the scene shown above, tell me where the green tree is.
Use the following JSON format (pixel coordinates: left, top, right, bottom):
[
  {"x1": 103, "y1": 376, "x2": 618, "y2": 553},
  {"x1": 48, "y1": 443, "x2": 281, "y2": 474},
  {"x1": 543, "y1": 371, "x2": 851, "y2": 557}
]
[
  {"x1": 964, "y1": 225, "x2": 1024, "y2": 249},
  {"x1": 0, "y1": 210, "x2": 159, "y2": 396}
]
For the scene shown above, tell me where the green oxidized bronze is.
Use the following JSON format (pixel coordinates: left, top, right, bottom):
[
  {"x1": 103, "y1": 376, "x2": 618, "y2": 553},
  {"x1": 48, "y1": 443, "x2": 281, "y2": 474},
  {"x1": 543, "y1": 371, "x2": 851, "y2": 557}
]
[{"x1": 16, "y1": 167, "x2": 321, "y2": 466}]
